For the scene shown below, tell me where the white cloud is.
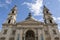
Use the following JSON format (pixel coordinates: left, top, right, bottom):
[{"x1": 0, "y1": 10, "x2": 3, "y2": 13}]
[
  {"x1": 57, "y1": 17, "x2": 60, "y2": 20},
  {"x1": 52, "y1": 17, "x2": 56, "y2": 20},
  {"x1": 39, "y1": 18, "x2": 44, "y2": 22},
  {"x1": 53, "y1": 17, "x2": 60, "y2": 31},
  {"x1": 32, "y1": 17, "x2": 38, "y2": 21},
  {"x1": 53, "y1": 17, "x2": 60, "y2": 21},
  {"x1": 59, "y1": 30, "x2": 60, "y2": 32},
  {"x1": 53, "y1": 17, "x2": 60, "y2": 24},
  {"x1": 6, "y1": 0, "x2": 12, "y2": 4},
  {"x1": 23, "y1": 0, "x2": 43, "y2": 16}
]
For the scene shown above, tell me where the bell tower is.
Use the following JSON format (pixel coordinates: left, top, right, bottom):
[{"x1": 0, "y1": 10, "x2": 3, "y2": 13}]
[
  {"x1": 43, "y1": 5, "x2": 55, "y2": 24},
  {"x1": 43, "y1": 5, "x2": 60, "y2": 40},
  {"x1": 5, "y1": 5, "x2": 17, "y2": 24}
]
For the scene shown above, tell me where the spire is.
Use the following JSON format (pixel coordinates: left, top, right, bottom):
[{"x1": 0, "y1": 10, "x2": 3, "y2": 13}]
[
  {"x1": 43, "y1": 5, "x2": 49, "y2": 11},
  {"x1": 43, "y1": 5, "x2": 55, "y2": 24},
  {"x1": 11, "y1": 5, "x2": 17, "y2": 10},
  {"x1": 43, "y1": 5, "x2": 52, "y2": 15},
  {"x1": 9, "y1": 5, "x2": 17, "y2": 15},
  {"x1": 4, "y1": 5, "x2": 18, "y2": 24}
]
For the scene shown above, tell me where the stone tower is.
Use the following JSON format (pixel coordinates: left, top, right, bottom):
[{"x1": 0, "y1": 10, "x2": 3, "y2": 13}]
[
  {"x1": 43, "y1": 5, "x2": 60, "y2": 40},
  {"x1": 5, "y1": 5, "x2": 17, "y2": 24},
  {"x1": 43, "y1": 6, "x2": 55, "y2": 24},
  {"x1": 0, "y1": 5, "x2": 60, "y2": 40}
]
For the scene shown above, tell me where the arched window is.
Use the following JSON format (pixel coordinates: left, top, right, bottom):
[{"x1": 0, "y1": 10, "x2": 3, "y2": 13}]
[
  {"x1": 10, "y1": 16, "x2": 12, "y2": 18},
  {"x1": 53, "y1": 30, "x2": 57, "y2": 34},
  {"x1": 12, "y1": 30, "x2": 16, "y2": 35},
  {"x1": 55, "y1": 37, "x2": 59, "y2": 40},
  {"x1": 9, "y1": 37, "x2": 14, "y2": 40},
  {"x1": 0, "y1": 37, "x2": 5, "y2": 40},
  {"x1": 46, "y1": 11, "x2": 48, "y2": 13},
  {"x1": 8, "y1": 20, "x2": 11, "y2": 23},
  {"x1": 46, "y1": 37, "x2": 51, "y2": 40},
  {"x1": 12, "y1": 11, "x2": 14, "y2": 13},
  {"x1": 45, "y1": 31, "x2": 49, "y2": 35},
  {"x1": 3, "y1": 29, "x2": 8, "y2": 34},
  {"x1": 50, "y1": 20, "x2": 52, "y2": 23}
]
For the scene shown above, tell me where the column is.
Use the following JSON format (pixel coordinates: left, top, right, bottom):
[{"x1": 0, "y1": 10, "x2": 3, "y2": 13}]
[{"x1": 5, "y1": 27, "x2": 12, "y2": 40}]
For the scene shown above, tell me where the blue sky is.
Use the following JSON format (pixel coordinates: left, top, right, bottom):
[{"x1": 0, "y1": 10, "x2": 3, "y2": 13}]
[{"x1": 0, "y1": 0, "x2": 60, "y2": 31}]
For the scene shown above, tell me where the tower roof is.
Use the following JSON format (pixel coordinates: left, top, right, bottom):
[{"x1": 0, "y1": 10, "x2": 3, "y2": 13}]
[
  {"x1": 11, "y1": 5, "x2": 17, "y2": 10},
  {"x1": 43, "y1": 5, "x2": 52, "y2": 15},
  {"x1": 8, "y1": 5, "x2": 17, "y2": 15},
  {"x1": 43, "y1": 5, "x2": 49, "y2": 11}
]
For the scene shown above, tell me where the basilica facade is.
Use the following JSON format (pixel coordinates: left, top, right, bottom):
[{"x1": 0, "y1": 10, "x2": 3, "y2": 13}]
[{"x1": 0, "y1": 5, "x2": 60, "y2": 40}]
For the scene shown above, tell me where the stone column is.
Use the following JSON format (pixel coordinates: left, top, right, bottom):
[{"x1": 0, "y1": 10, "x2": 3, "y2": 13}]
[
  {"x1": 19, "y1": 29, "x2": 23, "y2": 40},
  {"x1": 35, "y1": 29, "x2": 38, "y2": 40},
  {"x1": 15, "y1": 29, "x2": 19, "y2": 40},
  {"x1": 38, "y1": 29, "x2": 41, "y2": 40},
  {"x1": 35, "y1": 34, "x2": 38, "y2": 40},
  {"x1": 42, "y1": 29, "x2": 46, "y2": 40},
  {"x1": 5, "y1": 27, "x2": 12, "y2": 40},
  {"x1": 22, "y1": 34, "x2": 25, "y2": 40},
  {"x1": 24, "y1": 34, "x2": 25, "y2": 40},
  {"x1": 48, "y1": 26, "x2": 54, "y2": 40}
]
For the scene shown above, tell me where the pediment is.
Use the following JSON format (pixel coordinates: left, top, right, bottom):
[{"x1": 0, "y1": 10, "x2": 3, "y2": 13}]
[{"x1": 17, "y1": 17, "x2": 44, "y2": 25}]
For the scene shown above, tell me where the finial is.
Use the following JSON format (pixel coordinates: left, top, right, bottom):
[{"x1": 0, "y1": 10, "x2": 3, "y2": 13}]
[
  {"x1": 25, "y1": 12, "x2": 32, "y2": 20},
  {"x1": 13, "y1": 5, "x2": 17, "y2": 9},
  {"x1": 10, "y1": 5, "x2": 17, "y2": 12},
  {"x1": 14, "y1": 5, "x2": 17, "y2": 7},
  {"x1": 11, "y1": 5, "x2": 17, "y2": 10},
  {"x1": 28, "y1": 12, "x2": 32, "y2": 17},
  {"x1": 43, "y1": 5, "x2": 46, "y2": 8},
  {"x1": 43, "y1": 5, "x2": 49, "y2": 11}
]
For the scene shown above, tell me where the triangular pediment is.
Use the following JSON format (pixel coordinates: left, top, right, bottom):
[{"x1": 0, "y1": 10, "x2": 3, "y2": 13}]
[{"x1": 17, "y1": 17, "x2": 44, "y2": 25}]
